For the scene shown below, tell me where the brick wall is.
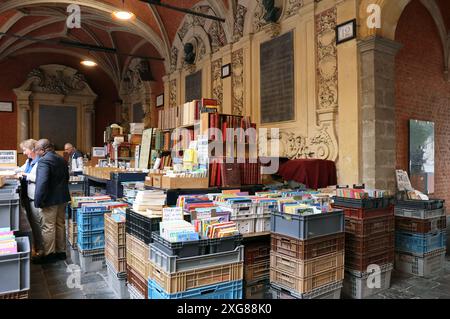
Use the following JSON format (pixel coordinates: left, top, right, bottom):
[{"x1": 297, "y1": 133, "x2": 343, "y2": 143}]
[{"x1": 395, "y1": 0, "x2": 450, "y2": 203}]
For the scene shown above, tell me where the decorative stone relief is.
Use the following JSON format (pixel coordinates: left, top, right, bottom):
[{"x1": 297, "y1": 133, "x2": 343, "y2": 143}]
[
  {"x1": 209, "y1": 21, "x2": 227, "y2": 53},
  {"x1": 316, "y1": 8, "x2": 338, "y2": 111},
  {"x1": 232, "y1": 49, "x2": 244, "y2": 116},
  {"x1": 253, "y1": 0, "x2": 269, "y2": 33},
  {"x1": 233, "y1": 4, "x2": 247, "y2": 42},
  {"x1": 285, "y1": 0, "x2": 304, "y2": 18},
  {"x1": 211, "y1": 59, "x2": 223, "y2": 111},
  {"x1": 170, "y1": 47, "x2": 178, "y2": 73},
  {"x1": 197, "y1": 39, "x2": 207, "y2": 61},
  {"x1": 169, "y1": 79, "x2": 177, "y2": 108},
  {"x1": 27, "y1": 68, "x2": 87, "y2": 95}
]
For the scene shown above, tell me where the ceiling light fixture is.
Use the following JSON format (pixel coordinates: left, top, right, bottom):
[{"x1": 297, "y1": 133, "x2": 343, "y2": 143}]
[
  {"x1": 81, "y1": 60, "x2": 97, "y2": 67},
  {"x1": 112, "y1": 0, "x2": 135, "y2": 20}
]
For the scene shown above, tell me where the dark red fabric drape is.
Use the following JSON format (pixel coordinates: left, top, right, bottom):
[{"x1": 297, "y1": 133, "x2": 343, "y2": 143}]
[{"x1": 278, "y1": 159, "x2": 337, "y2": 189}]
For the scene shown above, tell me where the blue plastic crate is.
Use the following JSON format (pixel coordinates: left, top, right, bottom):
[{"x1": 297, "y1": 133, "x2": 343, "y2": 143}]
[
  {"x1": 77, "y1": 209, "x2": 106, "y2": 232},
  {"x1": 148, "y1": 279, "x2": 243, "y2": 300},
  {"x1": 82, "y1": 205, "x2": 110, "y2": 213},
  {"x1": 77, "y1": 229, "x2": 105, "y2": 251},
  {"x1": 395, "y1": 231, "x2": 446, "y2": 256}
]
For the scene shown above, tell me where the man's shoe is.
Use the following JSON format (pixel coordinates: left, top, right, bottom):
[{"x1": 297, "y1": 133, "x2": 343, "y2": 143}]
[
  {"x1": 56, "y1": 252, "x2": 67, "y2": 260},
  {"x1": 31, "y1": 255, "x2": 57, "y2": 264}
]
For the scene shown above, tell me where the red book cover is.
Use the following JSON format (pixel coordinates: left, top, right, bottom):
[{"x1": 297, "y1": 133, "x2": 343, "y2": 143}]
[
  {"x1": 202, "y1": 98, "x2": 218, "y2": 107},
  {"x1": 216, "y1": 162, "x2": 222, "y2": 187},
  {"x1": 222, "y1": 122, "x2": 227, "y2": 142}
]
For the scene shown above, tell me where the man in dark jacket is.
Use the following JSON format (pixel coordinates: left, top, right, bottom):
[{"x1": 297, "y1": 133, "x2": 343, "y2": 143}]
[{"x1": 34, "y1": 139, "x2": 70, "y2": 263}]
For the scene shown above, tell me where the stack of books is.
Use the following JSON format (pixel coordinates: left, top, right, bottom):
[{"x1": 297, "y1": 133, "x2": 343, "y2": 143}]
[
  {"x1": 132, "y1": 190, "x2": 166, "y2": 214},
  {"x1": 0, "y1": 228, "x2": 17, "y2": 255}
]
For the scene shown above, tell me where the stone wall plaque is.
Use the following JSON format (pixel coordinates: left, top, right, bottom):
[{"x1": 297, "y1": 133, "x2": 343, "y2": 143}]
[
  {"x1": 185, "y1": 70, "x2": 202, "y2": 103},
  {"x1": 260, "y1": 31, "x2": 295, "y2": 124},
  {"x1": 39, "y1": 105, "x2": 77, "y2": 151}
]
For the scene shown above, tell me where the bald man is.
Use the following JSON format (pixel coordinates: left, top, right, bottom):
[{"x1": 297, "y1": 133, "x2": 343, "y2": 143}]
[
  {"x1": 64, "y1": 143, "x2": 84, "y2": 175},
  {"x1": 34, "y1": 139, "x2": 70, "y2": 264}
]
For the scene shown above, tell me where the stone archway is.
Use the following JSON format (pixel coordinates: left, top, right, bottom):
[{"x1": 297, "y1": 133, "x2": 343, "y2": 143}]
[{"x1": 13, "y1": 64, "x2": 97, "y2": 153}]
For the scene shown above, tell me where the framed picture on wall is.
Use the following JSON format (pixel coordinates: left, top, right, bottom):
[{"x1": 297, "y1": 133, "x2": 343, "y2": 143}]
[
  {"x1": 336, "y1": 19, "x2": 357, "y2": 45},
  {"x1": 0, "y1": 101, "x2": 13, "y2": 112},
  {"x1": 156, "y1": 94, "x2": 164, "y2": 108},
  {"x1": 221, "y1": 63, "x2": 231, "y2": 79}
]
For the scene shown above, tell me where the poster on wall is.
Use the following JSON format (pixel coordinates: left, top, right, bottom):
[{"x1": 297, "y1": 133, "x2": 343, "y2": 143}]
[
  {"x1": 139, "y1": 128, "x2": 153, "y2": 169},
  {"x1": 409, "y1": 120, "x2": 435, "y2": 194}
]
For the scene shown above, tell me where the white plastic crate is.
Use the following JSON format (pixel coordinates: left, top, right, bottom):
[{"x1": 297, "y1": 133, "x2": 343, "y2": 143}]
[
  {"x1": 79, "y1": 253, "x2": 106, "y2": 273},
  {"x1": 128, "y1": 283, "x2": 145, "y2": 299},
  {"x1": 0, "y1": 237, "x2": 30, "y2": 295},
  {"x1": 215, "y1": 202, "x2": 257, "y2": 219},
  {"x1": 255, "y1": 215, "x2": 271, "y2": 232},
  {"x1": 271, "y1": 281, "x2": 343, "y2": 299},
  {"x1": 68, "y1": 242, "x2": 80, "y2": 265},
  {"x1": 395, "y1": 249, "x2": 445, "y2": 277},
  {"x1": 107, "y1": 263, "x2": 129, "y2": 299},
  {"x1": 394, "y1": 207, "x2": 445, "y2": 219},
  {"x1": 342, "y1": 264, "x2": 393, "y2": 299},
  {"x1": 232, "y1": 216, "x2": 256, "y2": 234}
]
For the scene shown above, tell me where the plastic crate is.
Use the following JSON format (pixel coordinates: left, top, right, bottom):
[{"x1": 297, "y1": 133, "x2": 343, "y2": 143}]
[
  {"x1": 150, "y1": 243, "x2": 244, "y2": 274},
  {"x1": 128, "y1": 284, "x2": 145, "y2": 299},
  {"x1": 105, "y1": 241, "x2": 126, "y2": 273},
  {"x1": 0, "y1": 290, "x2": 29, "y2": 299},
  {"x1": 395, "y1": 216, "x2": 446, "y2": 233},
  {"x1": 345, "y1": 232, "x2": 395, "y2": 256},
  {"x1": 256, "y1": 204, "x2": 278, "y2": 216},
  {"x1": 148, "y1": 261, "x2": 243, "y2": 294},
  {"x1": 395, "y1": 231, "x2": 446, "y2": 256},
  {"x1": 0, "y1": 237, "x2": 30, "y2": 295},
  {"x1": 394, "y1": 207, "x2": 445, "y2": 220},
  {"x1": 255, "y1": 215, "x2": 271, "y2": 232},
  {"x1": 270, "y1": 265, "x2": 344, "y2": 295},
  {"x1": 244, "y1": 259, "x2": 270, "y2": 283},
  {"x1": 333, "y1": 197, "x2": 393, "y2": 209},
  {"x1": 271, "y1": 210, "x2": 345, "y2": 240},
  {"x1": 232, "y1": 216, "x2": 256, "y2": 234},
  {"x1": 244, "y1": 241, "x2": 270, "y2": 265},
  {"x1": 77, "y1": 209, "x2": 106, "y2": 232},
  {"x1": 77, "y1": 229, "x2": 105, "y2": 251},
  {"x1": 270, "y1": 281, "x2": 343, "y2": 299},
  {"x1": 271, "y1": 232, "x2": 345, "y2": 260},
  {"x1": 127, "y1": 265, "x2": 148, "y2": 299},
  {"x1": 126, "y1": 250, "x2": 149, "y2": 280},
  {"x1": 0, "y1": 198, "x2": 20, "y2": 232},
  {"x1": 345, "y1": 249, "x2": 394, "y2": 273},
  {"x1": 149, "y1": 278, "x2": 243, "y2": 300},
  {"x1": 125, "y1": 209, "x2": 162, "y2": 245},
  {"x1": 270, "y1": 251, "x2": 345, "y2": 278},
  {"x1": 395, "y1": 248, "x2": 445, "y2": 277},
  {"x1": 67, "y1": 219, "x2": 78, "y2": 247},
  {"x1": 396, "y1": 199, "x2": 444, "y2": 210},
  {"x1": 79, "y1": 252, "x2": 106, "y2": 273},
  {"x1": 107, "y1": 262, "x2": 129, "y2": 299},
  {"x1": 215, "y1": 202, "x2": 256, "y2": 219},
  {"x1": 0, "y1": 183, "x2": 19, "y2": 200},
  {"x1": 68, "y1": 241, "x2": 80, "y2": 265},
  {"x1": 244, "y1": 279, "x2": 269, "y2": 299},
  {"x1": 126, "y1": 234, "x2": 149, "y2": 262},
  {"x1": 342, "y1": 264, "x2": 393, "y2": 299},
  {"x1": 151, "y1": 232, "x2": 243, "y2": 258},
  {"x1": 345, "y1": 215, "x2": 395, "y2": 237},
  {"x1": 104, "y1": 213, "x2": 126, "y2": 247},
  {"x1": 67, "y1": 207, "x2": 79, "y2": 223},
  {"x1": 332, "y1": 204, "x2": 394, "y2": 220}
]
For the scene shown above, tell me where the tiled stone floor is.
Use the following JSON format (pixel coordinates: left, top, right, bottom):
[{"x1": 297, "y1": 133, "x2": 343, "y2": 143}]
[{"x1": 29, "y1": 251, "x2": 450, "y2": 299}]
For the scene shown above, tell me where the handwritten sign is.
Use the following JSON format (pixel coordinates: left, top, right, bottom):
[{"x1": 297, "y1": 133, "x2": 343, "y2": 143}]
[
  {"x1": 0, "y1": 150, "x2": 17, "y2": 166},
  {"x1": 163, "y1": 207, "x2": 184, "y2": 221},
  {"x1": 396, "y1": 170, "x2": 414, "y2": 191}
]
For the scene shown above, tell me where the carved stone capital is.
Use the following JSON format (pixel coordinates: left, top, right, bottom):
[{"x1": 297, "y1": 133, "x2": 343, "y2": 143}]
[{"x1": 263, "y1": 22, "x2": 282, "y2": 38}]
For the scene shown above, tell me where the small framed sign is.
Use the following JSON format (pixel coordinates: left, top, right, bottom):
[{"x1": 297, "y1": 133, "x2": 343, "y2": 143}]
[
  {"x1": 92, "y1": 147, "x2": 106, "y2": 158},
  {"x1": 336, "y1": 19, "x2": 357, "y2": 45},
  {"x1": 156, "y1": 94, "x2": 164, "y2": 108},
  {"x1": 0, "y1": 101, "x2": 13, "y2": 112},
  {"x1": 221, "y1": 63, "x2": 231, "y2": 79}
]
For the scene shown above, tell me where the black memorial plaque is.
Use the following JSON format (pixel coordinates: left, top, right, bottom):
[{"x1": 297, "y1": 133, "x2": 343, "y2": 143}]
[
  {"x1": 185, "y1": 70, "x2": 202, "y2": 103},
  {"x1": 133, "y1": 102, "x2": 144, "y2": 123},
  {"x1": 39, "y1": 105, "x2": 77, "y2": 150},
  {"x1": 260, "y1": 31, "x2": 295, "y2": 124}
]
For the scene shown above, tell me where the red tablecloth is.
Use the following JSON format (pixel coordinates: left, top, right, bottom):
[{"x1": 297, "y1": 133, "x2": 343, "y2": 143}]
[{"x1": 278, "y1": 159, "x2": 337, "y2": 189}]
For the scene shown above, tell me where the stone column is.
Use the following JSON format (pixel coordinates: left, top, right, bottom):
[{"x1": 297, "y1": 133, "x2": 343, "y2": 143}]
[
  {"x1": 358, "y1": 36, "x2": 402, "y2": 191},
  {"x1": 84, "y1": 105, "x2": 94, "y2": 154},
  {"x1": 13, "y1": 90, "x2": 32, "y2": 146}
]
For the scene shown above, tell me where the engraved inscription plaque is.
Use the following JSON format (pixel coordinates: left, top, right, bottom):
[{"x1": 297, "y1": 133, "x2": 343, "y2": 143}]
[{"x1": 185, "y1": 70, "x2": 202, "y2": 103}]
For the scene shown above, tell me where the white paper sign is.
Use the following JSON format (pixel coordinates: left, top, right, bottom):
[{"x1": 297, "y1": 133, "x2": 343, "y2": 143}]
[
  {"x1": 396, "y1": 169, "x2": 414, "y2": 191},
  {"x1": 0, "y1": 150, "x2": 17, "y2": 165},
  {"x1": 92, "y1": 147, "x2": 106, "y2": 158},
  {"x1": 163, "y1": 207, "x2": 184, "y2": 221}
]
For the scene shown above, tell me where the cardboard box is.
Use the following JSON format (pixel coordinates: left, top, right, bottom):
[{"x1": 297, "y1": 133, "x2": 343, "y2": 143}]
[{"x1": 161, "y1": 176, "x2": 209, "y2": 189}]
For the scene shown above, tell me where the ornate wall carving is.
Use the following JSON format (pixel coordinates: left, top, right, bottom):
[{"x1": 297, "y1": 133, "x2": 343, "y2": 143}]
[
  {"x1": 316, "y1": 8, "x2": 338, "y2": 112},
  {"x1": 232, "y1": 49, "x2": 244, "y2": 116},
  {"x1": 253, "y1": 0, "x2": 269, "y2": 33},
  {"x1": 170, "y1": 47, "x2": 179, "y2": 73},
  {"x1": 211, "y1": 58, "x2": 223, "y2": 112},
  {"x1": 233, "y1": 4, "x2": 247, "y2": 42},
  {"x1": 285, "y1": 0, "x2": 304, "y2": 18},
  {"x1": 169, "y1": 79, "x2": 177, "y2": 108},
  {"x1": 27, "y1": 68, "x2": 88, "y2": 95}
]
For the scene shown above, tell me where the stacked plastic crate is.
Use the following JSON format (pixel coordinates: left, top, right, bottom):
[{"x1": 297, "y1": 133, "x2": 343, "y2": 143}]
[
  {"x1": 77, "y1": 203, "x2": 109, "y2": 273},
  {"x1": 125, "y1": 208, "x2": 161, "y2": 299},
  {"x1": 0, "y1": 237, "x2": 30, "y2": 299},
  {"x1": 243, "y1": 236, "x2": 270, "y2": 299},
  {"x1": 333, "y1": 197, "x2": 395, "y2": 299},
  {"x1": 148, "y1": 232, "x2": 244, "y2": 299},
  {"x1": 66, "y1": 205, "x2": 79, "y2": 265},
  {"x1": 216, "y1": 199, "x2": 257, "y2": 235},
  {"x1": 104, "y1": 210, "x2": 128, "y2": 298},
  {"x1": 269, "y1": 209, "x2": 345, "y2": 299},
  {"x1": 394, "y1": 199, "x2": 447, "y2": 277}
]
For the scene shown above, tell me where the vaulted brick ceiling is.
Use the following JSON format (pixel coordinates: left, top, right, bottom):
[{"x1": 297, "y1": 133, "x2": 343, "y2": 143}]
[{"x1": 0, "y1": 0, "x2": 230, "y2": 88}]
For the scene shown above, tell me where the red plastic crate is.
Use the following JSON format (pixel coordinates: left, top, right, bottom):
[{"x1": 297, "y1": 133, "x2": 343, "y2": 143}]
[
  {"x1": 345, "y1": 215, "x2": 395, "y2": 237},
  {"x1": 332, "y1": 204, "x2": 394, "y2": 220}
]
